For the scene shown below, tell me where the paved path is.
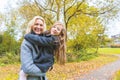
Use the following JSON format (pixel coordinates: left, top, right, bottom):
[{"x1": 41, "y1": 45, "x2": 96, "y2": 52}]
[{"x1": 75, "y1": 54, "x2": 120, "y2": 80}]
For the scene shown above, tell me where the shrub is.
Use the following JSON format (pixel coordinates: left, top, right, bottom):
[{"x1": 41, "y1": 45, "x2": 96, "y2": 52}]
[
  {"x1": 67, "y1": 50, "x2": 98, "y2": 62},
  {"x1": 0, "y1": 52, "x2": 20, "y2": 65}
]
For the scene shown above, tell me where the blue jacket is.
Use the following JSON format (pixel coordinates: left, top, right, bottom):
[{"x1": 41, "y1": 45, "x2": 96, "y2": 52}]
[{"x1": 24, "y1": 33, "x2": 59, "y2": 73}]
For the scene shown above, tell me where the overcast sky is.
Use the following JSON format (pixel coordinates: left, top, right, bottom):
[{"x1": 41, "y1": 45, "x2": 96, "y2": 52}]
[
  {"x1": 0, "y1": 0, "x2": 120, "y2": 37},
  {"x1": 0, "y1": 0, "x2": 7, "y2": 12},
  {"x1": 88, "y1": 0, "x2": 120, "y2": 37}
]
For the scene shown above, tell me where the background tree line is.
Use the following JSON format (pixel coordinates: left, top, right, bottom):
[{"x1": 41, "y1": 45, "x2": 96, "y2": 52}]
[{"x1": 0, "y1": 0, "x2": 120, "y2": 64}]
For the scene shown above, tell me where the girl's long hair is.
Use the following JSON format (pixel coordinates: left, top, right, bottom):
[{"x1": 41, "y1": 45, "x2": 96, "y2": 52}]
[
  {"x1": 26, "y1": 16, "x2": 46, "y2": 34},
  {"x1": 50, "y1": 22, "x2": 67, "y2": 65}
]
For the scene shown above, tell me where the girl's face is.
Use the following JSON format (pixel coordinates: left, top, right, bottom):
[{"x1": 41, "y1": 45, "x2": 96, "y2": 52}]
[
  {"x1": 32, "y1": 19, "x2": 44, "y2": 34},
  {"x1": 51, "y1": 24, "x2": 63, "y2": 35}
]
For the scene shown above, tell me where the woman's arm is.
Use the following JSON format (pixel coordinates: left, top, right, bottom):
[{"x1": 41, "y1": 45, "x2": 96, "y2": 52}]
[
  {"x1": 20, "y1": 40, "x2": 45, "y2": 76},
  {"x1": 24, "y1": 34, "x2": 58, "y2": 46}
]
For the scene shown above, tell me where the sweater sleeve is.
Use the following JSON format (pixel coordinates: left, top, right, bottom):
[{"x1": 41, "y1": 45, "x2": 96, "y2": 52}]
[
  {"x1": 20, "y1": 40, "x2": 45, "y2": 76},
  {"x1": 24, "y1": 34, "x2": 58, "y2": 47}
]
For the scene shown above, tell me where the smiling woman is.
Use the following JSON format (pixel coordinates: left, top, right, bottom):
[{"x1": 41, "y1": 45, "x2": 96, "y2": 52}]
[
  {"x1": 19, "y1": 16, "x2": 47, "y2": 80},
  {"x1": 32, "y1": 19, "x2": 44, "y2": 34},
  {"x1": 26, "y1": 16, "x2": 46, "y2": 34}
]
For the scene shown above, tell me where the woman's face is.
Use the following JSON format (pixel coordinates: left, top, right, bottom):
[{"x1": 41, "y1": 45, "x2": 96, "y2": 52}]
[
  {"x1": 32, "y1": 19, "x2": 44, "y2": 34},
  {"x1": 51, "y1": 24, "x2": 63, "y2": 36}
]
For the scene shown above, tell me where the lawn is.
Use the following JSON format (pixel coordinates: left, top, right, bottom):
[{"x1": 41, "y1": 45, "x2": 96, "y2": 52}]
[
  {"x1": 98, "y1": 48, "x2": 120, "y2": 54},
  {"x1": 112, "y1": 70, "x2": 120, "y2": 80}
]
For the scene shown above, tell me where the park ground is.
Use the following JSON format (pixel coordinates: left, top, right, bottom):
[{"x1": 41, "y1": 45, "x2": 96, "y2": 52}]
[{"x1": 0, "y1": 48, "x2": 120, "y2": 80}]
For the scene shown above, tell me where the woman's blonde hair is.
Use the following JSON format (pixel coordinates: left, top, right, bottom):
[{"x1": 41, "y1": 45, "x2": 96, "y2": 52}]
[
  {"x1": 52, "y1": 22, "x2": 67, "y2": 65},
  {"x1": 26, "y1": 16, "x2": 46, "y2": 34}
]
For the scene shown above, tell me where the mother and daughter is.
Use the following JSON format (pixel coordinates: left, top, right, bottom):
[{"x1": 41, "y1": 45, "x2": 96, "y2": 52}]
[{"x1": 19, "y1": 16, "x2": 66, "y2": 80}]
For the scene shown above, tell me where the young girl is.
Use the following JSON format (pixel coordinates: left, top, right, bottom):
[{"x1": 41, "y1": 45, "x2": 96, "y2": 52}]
[{"x1": 19, "y1": 21, "x2": 66, "y2": 80}]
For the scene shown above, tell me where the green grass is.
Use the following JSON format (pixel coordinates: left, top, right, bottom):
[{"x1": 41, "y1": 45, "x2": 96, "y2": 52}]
[
  {"x1": 98, "y1": 48, "x2": 120, "y2": 54},
  {"x1": 113, "y1": 70, "x2": 120, "y2": 80}
]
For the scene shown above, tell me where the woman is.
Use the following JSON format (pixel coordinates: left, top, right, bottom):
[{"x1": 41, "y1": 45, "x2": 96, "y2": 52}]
[
  {"x1": 21, "y1": 21, "x2": 67, "y2": 80},
  {"x1": 19, "y1": 16, "x2": 47, "y2": 80}
]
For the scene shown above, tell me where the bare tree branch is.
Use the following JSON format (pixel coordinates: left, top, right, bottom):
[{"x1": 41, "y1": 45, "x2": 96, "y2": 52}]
[
  {"x1": 66, "y1": 0, "x2": 85, "y2": 24},
  {"x1": 65, "y1": 0, "x2": 77, "y2": 14},
  {"x1": 44, "y1": 16, "x2": 53, "y2": 24},
  {"x1": 76, "y1": 5, "x2": 117, "y2": 16},
  {"x1": 98, "y1": 6, "x2": 117, "y2": 14},
  {"x1": 34, "y1": 0, "x2": 57, "y2": 13},
  {"x1": 63, "y1": 0, "x2": 66, "y2": 27},
  {"x1": 34, "y1": 0, "x2": 54, "y2": 25},
  {"x1": 50, "y1": 0, "x2": 55, "y2": 9},
  {"x1": 44, "y1": 0, "x2": 50, "y2": 8},
  {"x1": 76, "y1": 0, "x2": 85, "y2": 10}
]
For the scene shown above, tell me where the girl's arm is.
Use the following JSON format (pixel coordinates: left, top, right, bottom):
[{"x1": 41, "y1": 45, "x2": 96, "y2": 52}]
[
  {"x1": 20, "y1": 40, "x2": 45, "y2": 76},
  {"x1": 24, "y1": 34, "x2": 58, "y2": 46}
]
